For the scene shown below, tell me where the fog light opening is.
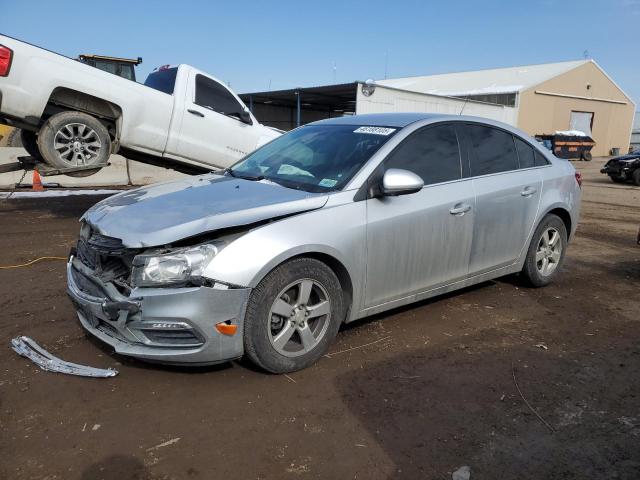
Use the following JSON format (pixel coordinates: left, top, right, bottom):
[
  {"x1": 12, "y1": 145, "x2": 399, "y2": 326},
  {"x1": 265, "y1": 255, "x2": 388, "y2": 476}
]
[{"x1": 215, "y1": 320, "x2": 238, "y2": 336}]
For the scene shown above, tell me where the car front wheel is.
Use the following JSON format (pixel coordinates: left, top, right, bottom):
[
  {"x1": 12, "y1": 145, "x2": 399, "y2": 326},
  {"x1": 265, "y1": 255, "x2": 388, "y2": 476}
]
[
  {"x1": 244, "y1": 258, "x2": 344, "y2": 373},
  {"x1": 521, "y1": 214, "x2": 568, "y2": 287},
  {"x1": 609, "y1": 174, "x2": 626, "y2": 183}
]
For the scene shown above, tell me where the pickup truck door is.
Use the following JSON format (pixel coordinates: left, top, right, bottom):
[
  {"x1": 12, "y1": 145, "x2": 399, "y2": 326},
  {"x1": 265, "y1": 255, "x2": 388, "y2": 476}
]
[{"x1": 168, "y1": 71, "x2": 258, "y2": 169}]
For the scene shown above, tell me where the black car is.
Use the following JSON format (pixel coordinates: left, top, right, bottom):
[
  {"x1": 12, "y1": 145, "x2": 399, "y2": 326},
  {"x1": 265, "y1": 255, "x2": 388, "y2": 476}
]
[{"x1": 601, "y1": 150, "x2": 640, "y2": 185}]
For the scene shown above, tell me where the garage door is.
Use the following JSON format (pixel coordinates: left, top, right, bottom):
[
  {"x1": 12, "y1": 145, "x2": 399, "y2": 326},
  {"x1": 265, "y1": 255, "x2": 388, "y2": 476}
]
[{"x1": 570, "y1": 111, "x2": 593, "y2": 136}]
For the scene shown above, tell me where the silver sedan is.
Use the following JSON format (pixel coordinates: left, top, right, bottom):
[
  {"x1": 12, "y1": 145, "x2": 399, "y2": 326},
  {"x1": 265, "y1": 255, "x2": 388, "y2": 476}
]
[{"x1": 67, "y1": 113, "x2": 581, "y2": 373}]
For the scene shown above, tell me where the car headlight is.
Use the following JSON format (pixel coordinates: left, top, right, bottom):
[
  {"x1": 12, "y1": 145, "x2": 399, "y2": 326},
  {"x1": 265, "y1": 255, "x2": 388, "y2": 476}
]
[{"x1": 131, "y1": 244, "x2": 220, "y2": 287}]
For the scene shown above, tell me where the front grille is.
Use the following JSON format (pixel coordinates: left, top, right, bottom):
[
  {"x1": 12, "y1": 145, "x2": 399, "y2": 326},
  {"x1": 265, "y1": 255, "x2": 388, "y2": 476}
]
[
  {"x1": 88, "y1": 231, "x2": 127, "y2": 254},
  {"x1": 76, "y1": 237, "x2": 134, "y2": 288},
  {"x1": 77, "y1": 238, "x2": 99, "y2": 269},
  {"x1": 96, "y1": 320, "x2": 130, "y2": 343},
  {"x1": 142, "y1": 329, "x2": 203, "y2": 347},
  {"x1": 71, "y1": 267, "x2": 106, "y2": 298}
]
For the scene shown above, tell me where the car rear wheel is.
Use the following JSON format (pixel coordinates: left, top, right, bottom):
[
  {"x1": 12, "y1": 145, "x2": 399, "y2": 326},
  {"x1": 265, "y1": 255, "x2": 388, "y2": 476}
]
[
  {"x1": 244, "y1": 258, "x2": 344, "y2": 373},
  {"x1": 632, "y1": 169, "x2": 640, "y2": 186},
  {"x1": 581, "y1": 151, "x2": 592, "y2": 161},
  {"x1": 37, "y1": 111, "x2": 110, "y2": 177},
  {"x1": 521, "y1": 214, "x2": 567, "y2": 287}
]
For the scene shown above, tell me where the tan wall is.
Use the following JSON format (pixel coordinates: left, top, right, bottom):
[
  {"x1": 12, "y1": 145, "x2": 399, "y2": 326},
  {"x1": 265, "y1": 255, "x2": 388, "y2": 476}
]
[
  {"x1": 356, "y1": 84, "x2": 519, "y2": 125},
  {"x1": 517, "y1": 61, "x2": 635, "y2": 156}
]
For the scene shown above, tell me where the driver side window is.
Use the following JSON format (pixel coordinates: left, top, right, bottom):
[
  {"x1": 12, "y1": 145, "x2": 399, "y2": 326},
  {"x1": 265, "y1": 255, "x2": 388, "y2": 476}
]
[
  {"x1": 385, "y1": 124, "x2": 462, "y2": 185},
  {"x1": 194, "y1": 74, "x2": 244, "y2": 119}
]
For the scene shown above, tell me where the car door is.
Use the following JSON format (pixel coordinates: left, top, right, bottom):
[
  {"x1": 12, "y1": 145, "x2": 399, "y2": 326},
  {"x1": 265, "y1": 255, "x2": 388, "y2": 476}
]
[
  {"x1": 364, "y1": 123, "x2": 475, "y2": 307},
  {"x1": 171, "y1": 72, "x2": 257, "y2": 167},
  {"x1": 461, "y1": 124, "x2": 543, "y2": 276}
]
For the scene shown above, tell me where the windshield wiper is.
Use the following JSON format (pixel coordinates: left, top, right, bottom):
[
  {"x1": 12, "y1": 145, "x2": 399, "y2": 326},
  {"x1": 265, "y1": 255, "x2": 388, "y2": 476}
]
[{"x1": 223, "y1": 168, "x2": 264, "y2": 181}]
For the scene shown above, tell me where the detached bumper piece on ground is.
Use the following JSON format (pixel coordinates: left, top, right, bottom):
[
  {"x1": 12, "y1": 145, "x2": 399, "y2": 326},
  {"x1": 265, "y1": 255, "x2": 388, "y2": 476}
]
[{"x1": 10, "y1": 336, "x2": 118, "y2": 378}]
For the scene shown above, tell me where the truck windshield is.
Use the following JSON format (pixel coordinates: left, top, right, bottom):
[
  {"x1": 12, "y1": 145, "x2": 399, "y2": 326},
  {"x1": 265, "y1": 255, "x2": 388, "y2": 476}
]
[
  {"x1": 229, "y1": 124, "x2": 397, "y2": 193},
  {"x1": 144, "y1": 67, "x2": 178, "y2": 94}
]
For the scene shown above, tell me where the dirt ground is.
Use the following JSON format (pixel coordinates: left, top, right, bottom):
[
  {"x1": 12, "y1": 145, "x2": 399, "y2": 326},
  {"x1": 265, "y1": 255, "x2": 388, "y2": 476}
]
[{"x1": 0, "y1": 158, "x2": 638, "y2": 480}]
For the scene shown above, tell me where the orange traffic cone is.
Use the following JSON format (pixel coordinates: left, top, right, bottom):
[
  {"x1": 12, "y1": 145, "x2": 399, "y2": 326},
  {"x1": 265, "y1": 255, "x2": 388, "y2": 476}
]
[{"x1": 32, "y1": 169, "x2": 44, "y2": 192}]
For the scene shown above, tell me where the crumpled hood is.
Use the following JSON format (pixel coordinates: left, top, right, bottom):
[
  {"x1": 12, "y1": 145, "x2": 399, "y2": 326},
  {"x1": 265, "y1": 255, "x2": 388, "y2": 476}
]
[{"x1": 82, "y1": 174, "x2": 328, "y2": 247}]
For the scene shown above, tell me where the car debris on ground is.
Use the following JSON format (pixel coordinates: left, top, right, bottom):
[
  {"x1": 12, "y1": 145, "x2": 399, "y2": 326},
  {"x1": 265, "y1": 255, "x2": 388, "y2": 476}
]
[{"x1": 10, "y1": 336, "x2": 118, "y2": 378}]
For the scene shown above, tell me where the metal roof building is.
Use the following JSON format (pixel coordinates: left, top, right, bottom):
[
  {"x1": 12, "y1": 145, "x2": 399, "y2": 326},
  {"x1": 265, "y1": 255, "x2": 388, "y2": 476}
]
[{"x1": 241, "y1": 59, "x2": 635, "y2": 157}]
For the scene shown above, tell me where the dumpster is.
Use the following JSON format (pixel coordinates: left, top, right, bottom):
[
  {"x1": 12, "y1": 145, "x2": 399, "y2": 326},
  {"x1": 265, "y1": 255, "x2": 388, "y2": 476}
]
[{"x1": 535, "y1": 132, "x2": 595, "y2": 161}]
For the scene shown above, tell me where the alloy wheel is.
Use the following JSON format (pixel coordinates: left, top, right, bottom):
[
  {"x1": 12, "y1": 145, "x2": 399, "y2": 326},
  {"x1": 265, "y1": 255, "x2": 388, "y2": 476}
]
[
  {"x1": 268, "y1": 278, "x2": 332, "y2": 357},
  {"x1": 535, "y1": 227, "x2": 562, "y2": 276},
  {"x1": 53, "y1": 123, "x2": 102, "y2": 167}
]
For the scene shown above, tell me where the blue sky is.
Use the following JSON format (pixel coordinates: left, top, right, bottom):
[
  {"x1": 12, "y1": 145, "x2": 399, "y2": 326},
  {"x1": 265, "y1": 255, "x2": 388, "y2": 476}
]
[{"x1": 1, "y1": 0, "x2": 637, "y2": 104}]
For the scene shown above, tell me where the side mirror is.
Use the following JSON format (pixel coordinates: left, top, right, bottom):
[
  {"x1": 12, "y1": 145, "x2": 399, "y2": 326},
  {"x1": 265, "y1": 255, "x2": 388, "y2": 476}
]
[
  {"x1": 239, "y1": 109, "x2": 253, "y2": 125},
  {"x1": 381, "y1": 168, "x2": 424, "y2": 196}
]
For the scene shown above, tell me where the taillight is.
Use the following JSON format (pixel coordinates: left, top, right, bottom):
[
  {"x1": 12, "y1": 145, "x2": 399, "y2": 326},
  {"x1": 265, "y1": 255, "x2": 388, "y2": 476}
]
[
  {"x1": 0, "y1": 45, "x2": 13, "y2": 77},
  {"x1": 575, "y1": 172, "x2": 582, "y2": 188}
]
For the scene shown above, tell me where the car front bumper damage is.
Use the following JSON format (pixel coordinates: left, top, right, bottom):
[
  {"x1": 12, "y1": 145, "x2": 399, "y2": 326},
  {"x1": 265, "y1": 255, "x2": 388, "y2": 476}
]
[{"x1": 67, "y1": 256, "x2": 250, "y2": 366}]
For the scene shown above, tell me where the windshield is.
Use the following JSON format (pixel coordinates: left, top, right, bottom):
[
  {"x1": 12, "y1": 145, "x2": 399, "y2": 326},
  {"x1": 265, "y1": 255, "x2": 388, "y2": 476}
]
[
  {"x1": 229, "y1": 125, "x2": 397, "y2": 192},
  {"x1": 144, "y1": 67, "x2": 178, "y2": 94}
]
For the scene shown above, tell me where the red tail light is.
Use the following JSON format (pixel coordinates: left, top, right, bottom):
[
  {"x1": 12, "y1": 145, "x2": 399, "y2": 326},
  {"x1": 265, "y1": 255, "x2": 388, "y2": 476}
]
[
  {"x1": 575, "y1": 172, "x2": 582, "y2": 188},
  {"x1": 0, "y1": 45, "x2": 13, "y2": 77}
]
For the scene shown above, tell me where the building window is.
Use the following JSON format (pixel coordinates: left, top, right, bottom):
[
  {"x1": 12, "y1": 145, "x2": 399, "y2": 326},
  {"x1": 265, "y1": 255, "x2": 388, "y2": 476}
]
[{"x1": 454, "y1": 93, "x2": 516, "y2": 107}]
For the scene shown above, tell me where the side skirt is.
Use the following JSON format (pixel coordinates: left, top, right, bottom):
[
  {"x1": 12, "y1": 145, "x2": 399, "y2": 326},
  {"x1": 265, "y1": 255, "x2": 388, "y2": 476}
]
[{"x1": 349, "y1": 262, "x2": 522, "y2": 321}]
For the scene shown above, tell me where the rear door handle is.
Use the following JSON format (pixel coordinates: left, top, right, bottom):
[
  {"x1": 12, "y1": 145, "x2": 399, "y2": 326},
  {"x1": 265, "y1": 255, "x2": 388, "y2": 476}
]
[
  {"x1": 521, "y1": 186, "x2": 537, "y2": 197},
  {"x1": 449, "y1": 203, "x2": 472, "y2": 216},
  {"x1": 188, "y1": 109, "x2": 205, "y2": 117}
]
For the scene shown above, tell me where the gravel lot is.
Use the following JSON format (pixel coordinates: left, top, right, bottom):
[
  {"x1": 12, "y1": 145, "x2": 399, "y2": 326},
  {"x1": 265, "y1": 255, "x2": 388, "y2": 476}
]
[{"x1": 0, "y1": 158, "x2": 638, "y2": 480}]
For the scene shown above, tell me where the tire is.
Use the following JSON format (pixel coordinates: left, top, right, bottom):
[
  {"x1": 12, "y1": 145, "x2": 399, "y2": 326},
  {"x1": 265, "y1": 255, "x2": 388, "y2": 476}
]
[
  {"x1": 37, "y1": 111, "x2": 110, "y2": 177},
  {"x1": 19, "y1": 129, "x2": 44, "y2": 160},
  {"x1": 244, "y1": 258, "x2": 344, "y2": 373},
  {"x1": 581, "y1": 151, "x2": 592, "y2": 162},
  {"x1": 609, "y1": 175, "x2": 626, "y2": 184},
  {"x1": 521, "y1": 214, "x2": 568, "y2": 287},
  {"x1": 632, "y1": 169, "x2": 640, "y2": 187},
  {"x1": 7, "y1": 128, "x2": 22, "y2": 147}
]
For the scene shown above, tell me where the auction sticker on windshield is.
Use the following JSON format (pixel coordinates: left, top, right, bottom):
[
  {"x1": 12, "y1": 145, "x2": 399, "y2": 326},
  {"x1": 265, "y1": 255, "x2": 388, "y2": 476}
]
[{"x1": 354, "y1": 126, "x2": 396, "y2": 135}]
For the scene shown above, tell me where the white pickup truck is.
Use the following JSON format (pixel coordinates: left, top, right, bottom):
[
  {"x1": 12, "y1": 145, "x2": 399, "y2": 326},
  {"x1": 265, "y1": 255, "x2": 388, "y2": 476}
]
[{"x1": 0, "y1": 35, "x2": 280, "y2": 176}]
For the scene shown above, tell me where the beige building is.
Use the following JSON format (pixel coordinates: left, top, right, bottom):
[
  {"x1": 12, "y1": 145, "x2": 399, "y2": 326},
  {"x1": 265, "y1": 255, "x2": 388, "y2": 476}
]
[
  {"x1": 244, "y1": 60, "x2": 634, "y2": 157},
  {"x1": 379, "y1": 60, "x2": 635, "y2": 157}
]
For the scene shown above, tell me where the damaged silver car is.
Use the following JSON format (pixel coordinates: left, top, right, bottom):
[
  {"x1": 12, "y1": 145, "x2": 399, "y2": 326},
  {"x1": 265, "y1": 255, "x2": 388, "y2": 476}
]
[{"x1": 67, "y1": 113, "x2": 581, "y2": 373}]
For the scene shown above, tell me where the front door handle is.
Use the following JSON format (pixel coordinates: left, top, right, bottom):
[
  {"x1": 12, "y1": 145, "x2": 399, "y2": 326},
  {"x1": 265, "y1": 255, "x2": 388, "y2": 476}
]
[
  {"x1": 449, "y1": 203, "x2": 472, "y2": 216},
  {"x1": 188, "y1": 109, "x2": 205, "y2": 117},
  {"x1": 521, "y1": 186, "x2": 537, "y2": 197}
]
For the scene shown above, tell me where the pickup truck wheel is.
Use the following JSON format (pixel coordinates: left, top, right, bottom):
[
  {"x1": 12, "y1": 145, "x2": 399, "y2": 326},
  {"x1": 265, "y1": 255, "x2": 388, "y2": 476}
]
[
  {"x1": 244, "y1": 258, "x2": 344, "y2": 374},
  {"x1": 520, "y1": 214, "x2": 567, "y2": 287},
  {"x1": 19, "y1": 130, "x2": 44, "y2": 160},
  {"x1": 632, "y1": 169, "x2": 640, "y2": 186},
  {"x1": 37, "y1": 111, "x2": 110, "y2": 177}
]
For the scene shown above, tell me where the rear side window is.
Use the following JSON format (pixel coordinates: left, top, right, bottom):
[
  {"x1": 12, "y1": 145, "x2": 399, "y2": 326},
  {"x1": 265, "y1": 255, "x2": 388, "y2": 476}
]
[
  {"x1": 466, "y1": 124, "x2": 518, "y2": 176},
  {"x1": 514, "y1": 137, "x2": 536, "y2": 169},
  {"x1": 144, "y1": 67, "x2": 178, "y2": 94},
  {"x1": 195, "y1": 74, "x2": 244, "y2": 119},
  {"x1": 535, "y1": 151, "x2": 550, "y2": 166},
  {"x1": 385, "y1": 124, "x2": 462, "y2": 185}
]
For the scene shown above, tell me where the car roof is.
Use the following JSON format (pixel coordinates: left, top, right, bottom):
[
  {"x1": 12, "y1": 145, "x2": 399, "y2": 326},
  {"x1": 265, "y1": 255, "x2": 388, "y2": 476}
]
[{"x1": 311, "y1": 113, "x2": 444, "y2": 128}]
